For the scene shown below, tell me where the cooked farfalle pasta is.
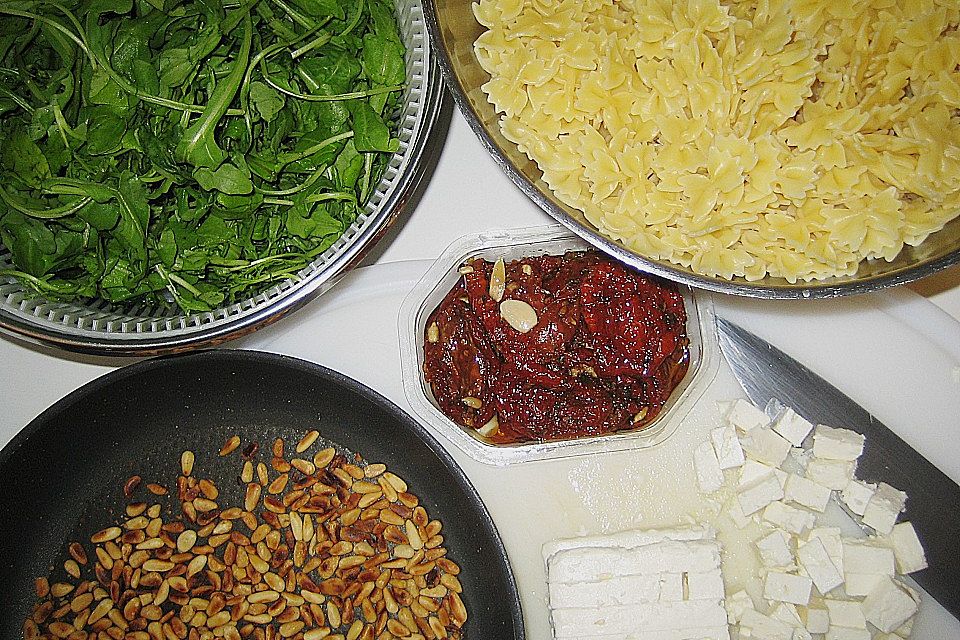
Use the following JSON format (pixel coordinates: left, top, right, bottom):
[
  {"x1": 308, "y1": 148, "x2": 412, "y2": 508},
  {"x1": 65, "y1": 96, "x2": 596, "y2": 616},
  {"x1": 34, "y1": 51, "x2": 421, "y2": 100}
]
[{"x1": 473, "y1": 0, "x2": 960, "y2": 282}]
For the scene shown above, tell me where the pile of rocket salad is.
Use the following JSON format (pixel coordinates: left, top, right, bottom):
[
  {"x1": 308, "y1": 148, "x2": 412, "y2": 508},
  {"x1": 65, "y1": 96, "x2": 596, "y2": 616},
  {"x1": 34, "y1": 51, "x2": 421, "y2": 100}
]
[{"x1": 0, "y1": 0, "x2": 406, "y2": 311}]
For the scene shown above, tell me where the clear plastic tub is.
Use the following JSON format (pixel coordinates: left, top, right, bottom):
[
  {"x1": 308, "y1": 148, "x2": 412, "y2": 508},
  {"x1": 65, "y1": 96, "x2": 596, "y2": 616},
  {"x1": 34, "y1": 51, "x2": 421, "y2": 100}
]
[{"x1": 398, "y1": 225, "x2": 719, "y2": 465}]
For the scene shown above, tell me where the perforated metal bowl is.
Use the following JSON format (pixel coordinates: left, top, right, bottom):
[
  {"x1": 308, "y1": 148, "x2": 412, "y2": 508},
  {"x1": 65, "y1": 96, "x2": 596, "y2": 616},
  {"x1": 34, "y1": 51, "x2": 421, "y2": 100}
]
[
  {"x1": 424, "y1": 0, "x2": 960, "y2": 299},
  {"x1": 0, "y1": 0, "x2": 443, "y2": 355}
]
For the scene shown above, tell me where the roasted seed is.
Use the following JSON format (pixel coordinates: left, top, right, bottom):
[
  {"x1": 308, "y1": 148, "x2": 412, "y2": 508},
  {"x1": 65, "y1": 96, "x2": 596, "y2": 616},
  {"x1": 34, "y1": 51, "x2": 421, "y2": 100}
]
[
  {"x1": 500, "y1": 298, "x2": 538, "y2": 332},
  {"x1": 180, "y1": 451, "x2": 195, "y2": 477},
  {"x1": 91, "y1": 526, "x2": 122, "y2": 544},
  {"x1": 489, "y1": 257, "x2": 506, "y2": 302},
  {"x1": 219, "y1": 435, "x2": 241, "y2": 456}
]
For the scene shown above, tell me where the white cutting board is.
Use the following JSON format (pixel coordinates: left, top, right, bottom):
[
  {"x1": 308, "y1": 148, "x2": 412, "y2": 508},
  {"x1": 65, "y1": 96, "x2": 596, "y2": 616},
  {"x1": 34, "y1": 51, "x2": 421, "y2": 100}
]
[{"x1": 2, "y1": 260, "x2": 959, "y2": 639}]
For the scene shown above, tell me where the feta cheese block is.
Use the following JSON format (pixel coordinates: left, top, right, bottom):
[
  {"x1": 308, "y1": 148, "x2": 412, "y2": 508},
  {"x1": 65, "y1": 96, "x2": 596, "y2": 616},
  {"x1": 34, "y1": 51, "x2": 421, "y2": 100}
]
[
  {"x1": 739, "y1": 460, "x2": 787, "y2": 489},
  {"x1": 862, "y1": 482, "x2": 907, "y2": 535},
  {"x1": 805, "y1": 458, "x2": 857, "y2": 491},
  {"x1": 842, "y1": 540, "x2": 896, "y2": 597},
  {"x1": 784, "y1": 473, "x2": 832, "y2": 512},
  {"x1": 798, "y1": 537, "x2": 844, "y2": 595},
  {"x1": 861, "y1": 577, "x2": 919, "y2": 633},
  {"x1": 840, "y1": 479, "x2": 876, "y2": 517},
  {"x1": 742, "y1": 427, "x2": 793, "y2": 467},
  {"x1": 807, "y1": 528, "x2": 844, "y2": 575},
  {"x1": 724, "y1": 398, "x2": 770, "y2": 433},
  {"x1": 771, "y1": 407, "x2": 815, "y2": 447},
  {"x1": 812, "y1": 425, "x2": 865, "y2": 461},
  {"x1": 544, "y1": 527, "x2": 729, "y2": 640},
  {"x1": 887, "y1": 521, "x2": 928, "y2": 574},
  {"x1": 764, "y1": 572, "x2": 813, "y2": 606},
  {"x1": 694, "y1": 441, "x2": 725, "y2": 493},
  {"x1": 711, "y1": 424, "x2": 745, "y2": 469}
]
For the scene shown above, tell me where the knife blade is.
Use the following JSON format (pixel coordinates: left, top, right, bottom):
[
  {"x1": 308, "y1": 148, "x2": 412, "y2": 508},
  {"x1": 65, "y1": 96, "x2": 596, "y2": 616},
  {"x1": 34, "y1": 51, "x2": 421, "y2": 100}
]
[{"x1": 717, "y1": 316, "x2": 960, "y2": 620}]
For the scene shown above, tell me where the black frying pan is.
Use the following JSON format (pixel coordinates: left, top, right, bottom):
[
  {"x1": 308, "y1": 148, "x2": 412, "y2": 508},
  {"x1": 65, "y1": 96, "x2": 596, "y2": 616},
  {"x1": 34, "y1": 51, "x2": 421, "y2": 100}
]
[{"x1": 0, "y1": 349, "x2": 524, "y2": 638}]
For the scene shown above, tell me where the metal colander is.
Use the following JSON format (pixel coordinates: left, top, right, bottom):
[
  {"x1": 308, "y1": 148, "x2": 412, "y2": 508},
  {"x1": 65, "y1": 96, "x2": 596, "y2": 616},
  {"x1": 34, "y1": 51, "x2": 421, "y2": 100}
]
[{"x1": 0, "y1": 0, "x2": 443, "y2": 355}]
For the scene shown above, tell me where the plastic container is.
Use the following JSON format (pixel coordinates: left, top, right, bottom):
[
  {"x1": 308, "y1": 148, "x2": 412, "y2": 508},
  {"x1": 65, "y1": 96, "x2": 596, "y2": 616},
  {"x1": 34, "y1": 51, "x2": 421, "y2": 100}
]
[{"x1": 398, "y1": 225, "x2": 720, "y2": 465}]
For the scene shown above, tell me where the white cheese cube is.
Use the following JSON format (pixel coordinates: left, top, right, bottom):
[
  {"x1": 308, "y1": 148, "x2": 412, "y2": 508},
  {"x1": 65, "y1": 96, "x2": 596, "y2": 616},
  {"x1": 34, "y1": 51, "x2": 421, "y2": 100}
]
[
  {"x1": 694, "y1": 441, "x2": 725, "y2": 494},
  {"x1": 861, "y1": 577, "x2": 919, "y2": 633},
  {"x1": 687, "y1": 570, "x2": 726, "y2": 600},
  {"x1": 862, "y1": 482, "x2": 907, "y2": 535},
  {"x1": 784, "y1": 473, "x2": 832, "y2": 512},
  {"x1": 725, "y1": 495, "x2": 754, "y2": 529},
  {"x1": 725, "y1": 398, "x2": 770, "y2": 433},
  {"x1": 659, "y1": 572, "x2": 684, "y2": 602},
  {"x1": 738, "y1": 473, "x2": 785, "y2": 516},
  {"x1": 812, "y1": 425, "x2": 865, "y2": 461},
  {"x1": 788, "y1": 447, "x2": 812, "y2": 471},
  {"x1": 739, "y1": 460, "x2": 787, "y2": 489},
  {"x1": 805, "y1": 458, "x2": 856, "y2": 490},
  {"x1": 823, "y1": 599, "x2": 867, "y2": 629},
  {"x1": 770, "y1": 603, "x2": 812, "y2": 640},
  {"x1": 764, "y1": 572, "x2": 813, "y2": 606},
  {"x1": 726, "y1": 589, "x2": 753, "y2": 624},
  {"x1": 844, "y1": 572, "x2": 886, "y2": 597},
  {"x1": 804, "y1": 608, "x2": 830, "y2": 634},
  {"x1": 742, "y1": 427, "x2": 793, "y2": 467},
  {"x1": 887, "y1": 521, "x2": 927, "y2": 574},
  {"x1": 842, "y1": 540, "x2": 896, "y2": 597},
  {"x1": 840, "y1": 480, "x2": 876, "y2": 517},
  {"x1": 825, "y1": 628, "x2": 871, "y2": 640},
  {"x1": 798, "y1": 537, "x2": 844, "y2": 595},
  {"x1": 711, "y1": 424, "x2": 745, "y2": 469},
  {"x1": 807, "y1": 528, "x2": 844, "y2": 574},
  {"x1": 740, "y1": 608, "x2": 796, "y2": 640},
  {"x1": 771, "y1": 407, "x2": 814, "y2": 447},
  {"x1": 763, "y1": 501, "x2": 817, "y2": 535},
  {"x1": 757, "y1": 529, "x2": 794, "y2": 568}
]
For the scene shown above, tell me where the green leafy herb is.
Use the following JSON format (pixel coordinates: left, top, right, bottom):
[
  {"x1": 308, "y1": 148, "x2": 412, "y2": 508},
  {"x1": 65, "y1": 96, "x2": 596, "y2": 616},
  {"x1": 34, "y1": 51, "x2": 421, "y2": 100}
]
[{"x1": 0, "y1": 0, "x2": 406, "y2": 311}]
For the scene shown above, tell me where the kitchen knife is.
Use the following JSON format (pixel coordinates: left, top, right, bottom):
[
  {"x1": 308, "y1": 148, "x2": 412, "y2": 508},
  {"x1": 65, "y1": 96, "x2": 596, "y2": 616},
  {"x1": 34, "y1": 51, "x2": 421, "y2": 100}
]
[{"x1": 717, "y1": 317, "x2": 960, "y2": 620}]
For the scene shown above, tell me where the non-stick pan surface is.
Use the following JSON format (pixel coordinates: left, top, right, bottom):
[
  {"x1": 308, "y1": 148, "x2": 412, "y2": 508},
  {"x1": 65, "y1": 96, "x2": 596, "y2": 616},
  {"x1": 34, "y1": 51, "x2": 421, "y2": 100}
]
[{"x1": 0, "y1": 349, "x2": 524, "y2": 638}]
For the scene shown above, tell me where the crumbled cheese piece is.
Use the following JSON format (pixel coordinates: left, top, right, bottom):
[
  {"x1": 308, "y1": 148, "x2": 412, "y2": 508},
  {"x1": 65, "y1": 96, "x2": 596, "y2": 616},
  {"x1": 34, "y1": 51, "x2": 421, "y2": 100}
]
[
  {"x1": 805, "y1": 458, "x2": 857, "y2": 490},
  {"x1": 740, "y1": 608, "x2": 796, "y2": 640},
  {"x1": 725, "y1": 398, "x2": 770, "y2": 433},
  {"x1": 887, "y1": 521, "x2": 927, "y2": 574},
  {"x1": 726, "y1": 589, "x2": 753, "y2": 624},
  {"x1": 770, "y1": 603, "x2": 812, "y2": 640},
  {"x1": 738, "y1": 473, "x2": 785, "y2": 516},
  {"x1": 739, "y1": 460, "x2": 787, "y2": 489},
  {"x1": 825, "y1": 628, "x2": 871, "y2": 640},
  {"x1": 862, "y1": 482, "x2": 907, "y2": 535},
  {"x1": 804, "y1": 607, "x2": 830, "y2": 634},
  {"x1": 724, "y1": 495, "x2": 754, "y2": 529},
  {"x1": 812, "y1": 425, "x2": 865, "y2": 461},
  {"x1": 711, "y1": 424, "x2": 745, "y2": 469},
  {"x1": 788, "y1": 447, "x2": 812, "y2": 471},
  {"x1": 756, "y1": 529, "x2": 794, "y2": 568},
  {"x1": 840, "y1": 479, "x2": 876, "y2": 517},
  {"x1": 771, "y1": 407, "x2": 814, "y2": 447},
  {"x1": 861, "y1": 577, "x2": 919, "y2": 633},
  {"x1": 762, "y1": 501, "x2": 817, "y2": 535},
  {"x1": 742, "y1": 427, "x2": 793, "y2": 467},
  {"x1": 824, "y1": 599, "x2": 867, "y2": 629},
  {"x1": 842, "y1": 540, "x2": 896, "y2": 597},
  {"x1": 797, "y1": 537, "x2": 844, "y2": 595},
  {"x1": 807, "y1": 528, "x2": 844, "y2": 574},
  {"x1": 784, "y1": 473, "x2": 831, "y2": 512},
  {"x1": 694, "y1": 441, "x2": 725, "y2": 493},
  {"x1": 764, "y1": 572, "x2": 813, "y2": 606}
]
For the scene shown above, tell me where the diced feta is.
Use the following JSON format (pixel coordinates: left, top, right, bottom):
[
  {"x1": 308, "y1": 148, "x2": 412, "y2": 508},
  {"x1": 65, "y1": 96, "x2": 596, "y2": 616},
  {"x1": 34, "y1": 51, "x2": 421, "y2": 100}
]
[
  {"x1": 842, "y1": 540, "x2": 896, "y2": 597},
  {"x1": 711, "y1": 424, "x2": 745, "y2": 469},
  {"x1": 797, "y1": 537, "x2": 844, "y2": 595},
  {"x1": 887, "y1": 521, "x2": 927, "y2": 574},
  {"x1": 687, "y1": 570, "x2": 726, "y2": 600},
  {"x1": 694, "y1": 441, "x2": 725, "y2": 494},
  {"x1": 807, "y1": 528, "x2": 844, "y2": 574},
  {"x1": 739, "y1": 460, "x2": 787, "y2": 489},
  {"x1": 825, "y1": 628, "x2": 871, "y2": 640},
  {"x1": 805, "y1": 458, "x2": 857, "y2": 490},
  {"x1": 764, "y1": 572, "x2": 813, "y2": 606},
  {"x1": 740, "y1": 608, "x2": 796, "y2": 640},
  {"x1": 823, "y1": 599, "x2": 867, "y2": 629},
  {"x1": 725, "y1": 398, "x2": 770, "y2": 433},
  {"x1": 770, "y1": 603, "x2": 812, "y2": 640},
  {"x1": 844, "y1": 572, "x2": 886, "y2": 598},
  {"x1": 840, "y1": 480, "x2": 876, "y2": 516},
  {"x1": 862, "y1": 482, "x2": 907, "y2": 535},
  {"x1": 784, "y1": 473, "x2": 832, "y2": 512},
  {"x1": 742, "y1": 427, "x2": 793, "y2": 467},
  {"x1": 763, "y1": 501, "x2": 817, "y2": 535},
  {"x1": 812, "y1": 425, "x2": 865, "y2": 461},
  {"x1": 804, "y1": 607, "x2": 830, "y2": 634},
  {"x1": 724, "y1": 495, "x2": 754, "y2": 529},
  {"x1": 788, "y1": 447, "x2": 812, "y2": 471},
  {"x1": 756, "y1": 529, "x2": 794, "y2": 568},
  {"x1": 726, "y1": 589, "x2": 753, "y2": 624},
  {"x1": 861, "y1": 577, "x2": 919, "y2": 633},
  {"x1": 771, "y1": 407, "x2": 814, "y2": 447},
  {"x1": 738, "y1": 473, "x2": 785, "y2": 516}
]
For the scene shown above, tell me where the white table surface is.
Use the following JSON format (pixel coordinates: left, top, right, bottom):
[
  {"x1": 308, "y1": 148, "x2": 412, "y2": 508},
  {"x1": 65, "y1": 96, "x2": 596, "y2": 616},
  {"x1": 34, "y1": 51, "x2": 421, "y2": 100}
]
[{"x1": 3, "y1": 96, "x2": 960, "y2": 638}]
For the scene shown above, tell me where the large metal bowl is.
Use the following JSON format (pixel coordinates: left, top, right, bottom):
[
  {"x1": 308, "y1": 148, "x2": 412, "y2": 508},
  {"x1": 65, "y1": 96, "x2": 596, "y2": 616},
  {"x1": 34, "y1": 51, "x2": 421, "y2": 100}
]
[
  {"x1": 0, "y1": 0, "x2": 443, "y2": 355},
  {"x1": 423, "y1": 0, "x2": 960, "y2": 299}
]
